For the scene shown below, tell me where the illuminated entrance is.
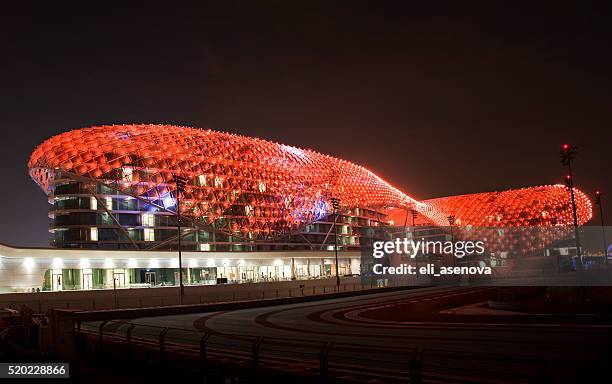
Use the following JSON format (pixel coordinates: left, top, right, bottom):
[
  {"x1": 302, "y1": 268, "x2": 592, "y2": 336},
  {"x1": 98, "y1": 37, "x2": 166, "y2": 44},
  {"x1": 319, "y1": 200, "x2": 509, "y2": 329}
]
[
  {"x1": 52, "y1": 269, "x2": 63, "y2": 291},
  {"x1": 145, "y1": 271, "x2": 156, "y2": 286}
]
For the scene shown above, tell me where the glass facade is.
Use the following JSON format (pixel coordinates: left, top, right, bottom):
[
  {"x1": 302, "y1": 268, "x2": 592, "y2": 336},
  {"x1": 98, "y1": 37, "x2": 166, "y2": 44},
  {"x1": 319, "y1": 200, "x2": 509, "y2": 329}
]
[
  {"x1": 38, "y1": 259, "x2": 355, "y2": 291},
  {"x1": 48, "y1": 177, "x2": 390, "y2": 251}
]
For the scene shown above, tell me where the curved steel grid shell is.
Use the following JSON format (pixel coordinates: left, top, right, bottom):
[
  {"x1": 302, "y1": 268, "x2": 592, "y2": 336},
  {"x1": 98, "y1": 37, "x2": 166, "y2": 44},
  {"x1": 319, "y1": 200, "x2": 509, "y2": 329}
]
[
  {"x1": 29, "y1": 124, "x2": 418, "y2": 239},
  {"x1": 423, "y1": 184, "x2": 592, "y2": 227},
  {"x1": 29, "y1": 124, "x2": 593, "y2": 242},
  {"x1": 421, "y1": 185, "x2": 593, "y2": 253}
]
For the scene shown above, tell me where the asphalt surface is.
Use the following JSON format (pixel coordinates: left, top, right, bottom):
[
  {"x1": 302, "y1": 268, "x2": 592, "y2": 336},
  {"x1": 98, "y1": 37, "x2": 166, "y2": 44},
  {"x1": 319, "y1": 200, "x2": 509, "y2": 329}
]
[{"x1": 82, "y1": 286, "x2": 612, "y2": 382}]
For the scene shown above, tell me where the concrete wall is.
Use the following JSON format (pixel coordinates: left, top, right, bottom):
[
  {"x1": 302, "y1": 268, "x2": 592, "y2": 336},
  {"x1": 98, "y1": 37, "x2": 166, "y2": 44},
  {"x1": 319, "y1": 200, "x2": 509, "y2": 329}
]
[
  {"x1": 0, "y1": 276, "x2": 429, "y2": 313},
  {"x1": 0, "y1": 255, "x2": 47, "y2": 292}
]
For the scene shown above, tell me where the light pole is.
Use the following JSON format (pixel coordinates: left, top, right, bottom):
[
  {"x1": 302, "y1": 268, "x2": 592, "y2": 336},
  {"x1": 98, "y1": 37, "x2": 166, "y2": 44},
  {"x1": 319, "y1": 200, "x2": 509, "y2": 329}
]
[
  {"x1": 112, "y1": 268, "x2": 117, "y2": 309},
  {"x1": 595, "y1": 191, "x2": 608, "y2": 266},
  {"x1": 411, "y1": 209, "x2": 418, "y2": 278},
  {"x1": 411, "y1": 209, "x2": 418, "y2": 227},
  {"x1": 173, "y1": 174, "x2": 188, "y2": 305},
  {"x1": 551, "y1": 217, "x2": 561, "y2": 273},
  {"x1": 447, "y1": 215, "x2": 456, "y2": 267},
  {"x1": 330, "y1": 197, "x2": 341, "y2": 292},
  {"x1": 560, "y1": 144, "x2": 582, "y2": 270}
]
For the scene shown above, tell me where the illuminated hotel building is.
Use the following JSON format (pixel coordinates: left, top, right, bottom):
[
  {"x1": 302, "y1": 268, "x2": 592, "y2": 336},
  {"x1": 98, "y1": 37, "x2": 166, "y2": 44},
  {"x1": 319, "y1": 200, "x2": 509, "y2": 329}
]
[
  {"x1": 46, "y1": 180, "x2": 387, "y2": 252},
  {"x1": 0, "y1": 124, "x2": 593, "y2": 292}
]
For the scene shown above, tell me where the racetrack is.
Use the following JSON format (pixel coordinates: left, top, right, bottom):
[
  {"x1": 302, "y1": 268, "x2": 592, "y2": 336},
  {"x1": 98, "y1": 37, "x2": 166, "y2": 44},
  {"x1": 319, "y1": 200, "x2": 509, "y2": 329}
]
[{"x1": 81, "y1": 286, "x2": 612, "y2": 383}]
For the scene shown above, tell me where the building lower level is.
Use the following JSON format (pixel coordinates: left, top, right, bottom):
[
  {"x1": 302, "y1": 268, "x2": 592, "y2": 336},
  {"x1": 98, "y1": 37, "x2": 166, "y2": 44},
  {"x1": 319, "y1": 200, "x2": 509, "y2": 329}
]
[{"x1": 0, "y1": 243, "x2": 361, "y2": 293}]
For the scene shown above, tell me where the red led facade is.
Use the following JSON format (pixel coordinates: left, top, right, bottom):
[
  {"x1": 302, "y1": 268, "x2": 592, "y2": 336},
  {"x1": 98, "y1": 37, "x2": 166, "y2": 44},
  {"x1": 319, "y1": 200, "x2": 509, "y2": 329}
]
[
  {"x1": 29, "y1": 124, "x2": 592, "y2": 242},
  {"x1": 421, "y1": 185, "x2": 592, "y2": 227},
  {"x1": 29, "y1": 124, "x2": 418, "y2": 239},
  {"x1": 419, "y1": 186, "x2": 592, "y2": 254}
]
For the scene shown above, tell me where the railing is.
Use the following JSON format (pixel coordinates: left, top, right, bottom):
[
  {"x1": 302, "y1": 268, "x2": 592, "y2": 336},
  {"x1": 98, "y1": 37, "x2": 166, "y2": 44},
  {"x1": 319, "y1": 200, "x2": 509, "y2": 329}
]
[
  {"x1": 75, "y1": 320, "x2": 554, "y2": 383},
  {"x1": 3, "y1": 277, "x2": 414, "y2": 313}
]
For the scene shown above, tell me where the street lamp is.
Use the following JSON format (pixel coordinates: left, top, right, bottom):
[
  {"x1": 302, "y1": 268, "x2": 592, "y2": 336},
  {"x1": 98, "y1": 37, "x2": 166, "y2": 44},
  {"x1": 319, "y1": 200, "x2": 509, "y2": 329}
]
[
  {"x1": 173, "y1": 174, "x2": 188, "y2": 304},
  {"x1": 595, "y1": 191, "x2": 608, "y2": 266},
  {"x1": 550, "y1": 217, "x2": 562, "y2": 273},
  {"x1": 447, "y1": 215, "x2": 456, "y2": 267},
  {"x1": 560, "y1": 144, "x2": 582, "y2": 270},
  {"x1": 411, "y1": 209, "x2": 418, "y2": 227},
  {"x1": 411, "y1": 209, "x2": 419, "y2": 278},
  {"x1": 330, "y1": 197, "x2": 341, "y2": 292},
  {"x1": 113, "y1": 269, "x2": 117, "y2": 309}
]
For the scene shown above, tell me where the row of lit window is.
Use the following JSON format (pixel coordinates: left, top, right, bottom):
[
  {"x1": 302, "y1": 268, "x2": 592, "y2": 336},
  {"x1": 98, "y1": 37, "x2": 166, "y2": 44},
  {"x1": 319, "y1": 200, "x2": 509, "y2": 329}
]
[
  {"x1": 89, "y1": 226, "x2": 214, "y2": 245},
  {"x1": 90, "y1": 226, "x2": 155, "y2": 241},
  {"x1": 119, "y1": 168, "x2": 268, "y2": 193}
]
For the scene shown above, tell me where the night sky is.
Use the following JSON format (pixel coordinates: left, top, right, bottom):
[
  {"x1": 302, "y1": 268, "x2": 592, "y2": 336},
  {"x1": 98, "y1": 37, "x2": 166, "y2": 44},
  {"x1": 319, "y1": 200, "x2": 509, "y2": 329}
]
[{"x1": 1, "y1": 2, "x2": 611, "y2": 247}]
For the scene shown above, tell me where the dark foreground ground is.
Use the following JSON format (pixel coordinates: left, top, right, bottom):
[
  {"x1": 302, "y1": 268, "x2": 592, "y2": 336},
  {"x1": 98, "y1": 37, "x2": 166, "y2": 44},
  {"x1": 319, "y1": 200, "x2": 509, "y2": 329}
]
[{"x1": 3, "y1": 285, "x2": 612, "y2": 383}]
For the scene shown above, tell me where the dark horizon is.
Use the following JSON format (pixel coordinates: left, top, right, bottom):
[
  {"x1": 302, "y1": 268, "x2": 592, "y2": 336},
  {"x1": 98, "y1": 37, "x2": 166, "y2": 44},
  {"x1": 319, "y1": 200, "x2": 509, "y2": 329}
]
[{"x1": 2, "y1": 2, "x2": 611, "y2": 247}]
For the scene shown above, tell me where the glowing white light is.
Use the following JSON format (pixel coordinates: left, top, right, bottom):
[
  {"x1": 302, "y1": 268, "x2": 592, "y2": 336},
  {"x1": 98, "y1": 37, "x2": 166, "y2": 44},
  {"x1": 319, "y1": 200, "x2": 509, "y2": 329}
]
[
  {"x1": 122, "y1": 167, "x2": 133, "y2": 181},
  {"x1": 222, "y1": 258, "x2": 230, "y2": 267},
  {"x1": 142, "y1": 213, "x2": 155, "y2": 227},
  {"x1": 127, "y1": 258, "x2": 137, "y2": 268},
  {"x1": 148, "y1": 258, "x2": 160, "y2": 269},
  {"x1": 23, "y1": 257, "x2": 35, "y2": 272},
  {"x1": 169, "y1": 258, "x2": 179, "y2": 268},
  {"x1": 189, "y1": 258, "x2": 198, "y2": 268},
  {"x1": 238, "y1": 259, "x2": 245, "y2": 267},
  {"x1": 206, "y1": 258, "x2": 216, "y2": 267},
  {"x1": 79, "y1": 258, "x2": 91, "y2": 269},
  {"x1": 104, "y1": 258, "x2": 114, "y2": 269},
  {"x1": 274, "y1": 259, "x2": 283, "y2": 266},
  {"x1": 162, "y1": 194, "x2": 175, "y2": 208},
  {"x1": 198, "y1": 174, "x2": 206, "y2": 186},
  {"x1": 52, "y1": 258, "x2": 63, "y2": 269}
]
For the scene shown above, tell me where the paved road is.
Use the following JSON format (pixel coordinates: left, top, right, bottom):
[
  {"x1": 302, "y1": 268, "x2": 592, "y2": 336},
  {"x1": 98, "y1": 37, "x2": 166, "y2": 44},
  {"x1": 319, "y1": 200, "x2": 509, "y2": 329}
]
[{"x1": 83, "y1": 286, "x2": 612, "y2": 382}]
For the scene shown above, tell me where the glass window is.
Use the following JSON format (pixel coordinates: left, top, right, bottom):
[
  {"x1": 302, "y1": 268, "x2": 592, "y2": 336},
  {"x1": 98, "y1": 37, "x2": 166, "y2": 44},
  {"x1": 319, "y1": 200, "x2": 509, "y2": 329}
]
[
  {"x1": 142, "y1": 213, "x2": 155, "y2": 227},
  {"x1": 214, "y1": 176, "x2": 223, "y2": 188},
  {"x1": 90, "y1": 227, "x2": 98, "y2": 241},
  {"x1": 122, "y1": 167, "x2": 133, "y2": 181},
  {"x1": 117, "y1": 213, "x2": 140, "y2": 226},
  {"x1": 144, "y1": 228, "x2": 155, "y2": 241}
]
